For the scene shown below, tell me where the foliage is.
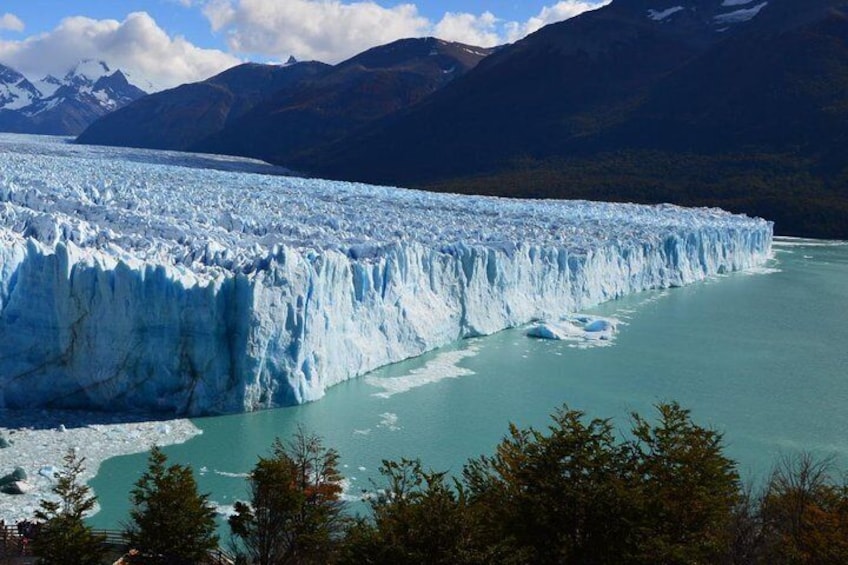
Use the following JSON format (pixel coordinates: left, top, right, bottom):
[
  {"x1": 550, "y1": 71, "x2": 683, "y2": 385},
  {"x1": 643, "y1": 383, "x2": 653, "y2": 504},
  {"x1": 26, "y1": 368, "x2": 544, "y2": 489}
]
[
  {"x1": 424, "y1": 150, "x2": 848, "y2": 240},
  {"x1": 757, "y1": 453, "x2": 848, "y2": 564},
  {"x1": 628, "y1": 402, "x2": 740, "y2": 563},
  {"x1": 32, "y1": 448, "x2": 107, "y2": 565},
  {"x1": 229, "y1": 427, "x2": 345, "y2": 565},
  {"x1": 355, "y1": 402, "x2": 739, "y2": 564},
  {"x1": 462, "y1": 409, "x2": 632, "y2": 564},
  {"x1": 26, "y1": 405, "x2": 848, "y2": 564},
  {"x1": 339, "y1": 458, "x2": 472, "y2": 565},
  {"x1": 125, "y1": 445, "x2": 218, "y2": 565}
]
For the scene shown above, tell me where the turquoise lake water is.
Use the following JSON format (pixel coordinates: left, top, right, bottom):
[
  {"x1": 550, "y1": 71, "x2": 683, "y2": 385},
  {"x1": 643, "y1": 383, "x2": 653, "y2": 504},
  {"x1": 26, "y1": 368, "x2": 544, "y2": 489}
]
[{"x1": 88, "y1": 237, "x2": 848, "y2": 531}]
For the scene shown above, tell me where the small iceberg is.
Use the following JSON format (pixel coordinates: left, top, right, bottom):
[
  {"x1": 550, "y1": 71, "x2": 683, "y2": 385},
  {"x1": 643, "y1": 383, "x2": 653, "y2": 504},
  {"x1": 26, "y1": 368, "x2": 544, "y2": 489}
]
[{"x1": 527, "y1": 314, "x2": 620, "y2": 348}]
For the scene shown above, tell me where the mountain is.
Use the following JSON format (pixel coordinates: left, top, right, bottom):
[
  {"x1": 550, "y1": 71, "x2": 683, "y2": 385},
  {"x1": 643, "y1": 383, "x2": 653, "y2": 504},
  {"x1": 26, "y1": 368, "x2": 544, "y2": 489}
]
[
  {"x1": 78, "y1": 37, "x2": 493, "y2": 163},
  {"x1": 0, "y1": 60, "x2": 147, "y2": 135},
  {"x1": 0, "y1": 64, "x2": 42, "y2": 111},
  {"x1": 294, "y1": 0, "x2": 848, "y2": 238},
  {"x1": 76, "y1": 60, "x2": 331, "y2": 151},
  {"x1": 193, "y1": 37, "x2": 494, "y2": 162}
]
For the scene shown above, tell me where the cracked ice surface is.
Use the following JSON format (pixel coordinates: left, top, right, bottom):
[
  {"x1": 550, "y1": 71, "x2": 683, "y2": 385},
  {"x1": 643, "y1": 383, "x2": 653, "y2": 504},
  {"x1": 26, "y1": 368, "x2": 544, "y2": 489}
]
[
  {"x1": 0, "y1": 134, "x2": 773, "y2": 415},
  {"x1": 0, "y1": 410, "x2": 200, "y2": 523}
]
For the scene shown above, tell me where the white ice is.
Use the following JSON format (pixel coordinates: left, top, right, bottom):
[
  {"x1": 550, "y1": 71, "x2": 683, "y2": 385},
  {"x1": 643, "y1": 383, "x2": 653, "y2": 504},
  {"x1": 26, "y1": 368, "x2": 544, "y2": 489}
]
[
  {"x1": 0, "y1": 134, "x2": 773, "y2": 415},
  {"x1": 527, "y1": 314, "x2": 620, "y2": 348},
  {"x1": 0, "y1": 410, "x2": 200, "y2": 523},
  {"x1": 647, "y1": 6, "x2": 685, "y2": 21},
  {"x1": 365, "y1": 345, "x2": 480, "y2": 398},
  {"x1": 714, "y1": 1, "x2": 768, "y2": 23}
]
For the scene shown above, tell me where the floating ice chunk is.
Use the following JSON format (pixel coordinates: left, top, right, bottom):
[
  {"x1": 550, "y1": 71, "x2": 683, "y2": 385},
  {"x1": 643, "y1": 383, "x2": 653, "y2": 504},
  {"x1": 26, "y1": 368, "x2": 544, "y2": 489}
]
[
  {"x1": 584, "y1": 319, "x2": 614, "y2": 333},
  {"x1": 214, "y1": 470, "x2": 250, "y2": 478},
  {"x1": 38, "y1": 465, "x2": 58, "y2": 479},
  {"x1": 365, "y1": 346, "x2": 479, "y2": 398},
  {"x1": 527, "y1": 315, "x2": 619, "y2": 348},
  {"x1": 377, "y1": 413, "x2": 401, "y2": 431}
]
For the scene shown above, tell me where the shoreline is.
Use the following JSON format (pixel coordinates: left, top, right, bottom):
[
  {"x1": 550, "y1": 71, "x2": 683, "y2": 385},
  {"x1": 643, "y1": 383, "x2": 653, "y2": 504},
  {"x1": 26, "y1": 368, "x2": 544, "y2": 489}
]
[{"x1": 0, "y1": 409, "x2": 201, "y2": 524}]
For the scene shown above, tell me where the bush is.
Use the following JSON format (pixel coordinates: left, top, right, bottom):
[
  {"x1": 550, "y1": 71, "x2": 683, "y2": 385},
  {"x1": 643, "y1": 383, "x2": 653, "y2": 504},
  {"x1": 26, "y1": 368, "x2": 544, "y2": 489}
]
[{"x1": 125, "y1": 446, "x2": 218, "y2": 565}]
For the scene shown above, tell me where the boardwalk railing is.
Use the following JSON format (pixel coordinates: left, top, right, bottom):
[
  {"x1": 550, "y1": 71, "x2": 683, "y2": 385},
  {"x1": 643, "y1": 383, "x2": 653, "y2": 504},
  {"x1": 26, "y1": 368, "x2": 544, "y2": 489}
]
[{"x1": 1, "y1": 525, "x2": 235, "y2": 564}]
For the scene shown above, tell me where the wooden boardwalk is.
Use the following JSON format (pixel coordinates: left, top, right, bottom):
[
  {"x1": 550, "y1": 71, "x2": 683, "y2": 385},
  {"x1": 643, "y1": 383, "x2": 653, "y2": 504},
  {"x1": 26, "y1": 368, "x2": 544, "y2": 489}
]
[{"x1": 0, "y1": 525, "x2": 234, "y2": 564}]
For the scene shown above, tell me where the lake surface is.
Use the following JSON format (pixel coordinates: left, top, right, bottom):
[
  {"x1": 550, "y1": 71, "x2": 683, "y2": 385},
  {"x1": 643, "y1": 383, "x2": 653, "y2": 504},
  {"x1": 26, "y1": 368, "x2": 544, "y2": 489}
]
[{"x1": 88, "y1": 237, "x2": 848, "y2": 530}]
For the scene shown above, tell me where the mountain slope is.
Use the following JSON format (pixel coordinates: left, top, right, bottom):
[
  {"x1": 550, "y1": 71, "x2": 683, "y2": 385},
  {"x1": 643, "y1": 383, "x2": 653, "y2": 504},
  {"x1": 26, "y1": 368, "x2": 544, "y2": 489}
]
[
  {"x1": 293, "y1": 0, "x2": 848, "y2": 237},
  {"x1": 192, "y1": 37, "x2": 494, "y2": 163},
  {"x1": 292, "y1": 0, "x2": 732, "y2": 182},
  {"x1": 0, "y1": 60, "x2": 147, "y2": 135},
  {"x1": 76, "y1": 61, "x2": 330, "y2": 151}
]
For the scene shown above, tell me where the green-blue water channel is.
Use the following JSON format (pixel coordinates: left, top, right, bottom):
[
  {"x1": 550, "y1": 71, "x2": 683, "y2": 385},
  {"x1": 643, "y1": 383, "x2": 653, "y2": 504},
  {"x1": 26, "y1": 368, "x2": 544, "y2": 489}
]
[{"x1": 89, "y1": 238, "x2": 848, "y2": 533}]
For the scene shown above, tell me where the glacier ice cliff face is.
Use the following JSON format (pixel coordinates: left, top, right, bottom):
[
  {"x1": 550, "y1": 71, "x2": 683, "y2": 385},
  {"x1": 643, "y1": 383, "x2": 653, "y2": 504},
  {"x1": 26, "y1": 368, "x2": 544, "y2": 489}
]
[{"x1": 0, "y1": 134, "x2": 773, "y2": 414}]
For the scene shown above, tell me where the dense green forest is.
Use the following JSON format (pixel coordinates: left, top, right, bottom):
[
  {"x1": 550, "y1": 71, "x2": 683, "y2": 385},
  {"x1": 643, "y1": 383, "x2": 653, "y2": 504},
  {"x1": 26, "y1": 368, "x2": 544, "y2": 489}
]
[
  {"x1": 9, "y1": 402, "x2": 848, "y2": 564},
  {"x1": 424, "y1": 151, "x2": 848, "y2": 240}
]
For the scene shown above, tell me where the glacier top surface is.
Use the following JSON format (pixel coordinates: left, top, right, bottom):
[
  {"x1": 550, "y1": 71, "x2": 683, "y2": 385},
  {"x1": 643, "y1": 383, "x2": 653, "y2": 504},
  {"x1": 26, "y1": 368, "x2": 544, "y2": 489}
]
[{"x1": 0, "y1": 134, "x2": 770, "y2": 278}]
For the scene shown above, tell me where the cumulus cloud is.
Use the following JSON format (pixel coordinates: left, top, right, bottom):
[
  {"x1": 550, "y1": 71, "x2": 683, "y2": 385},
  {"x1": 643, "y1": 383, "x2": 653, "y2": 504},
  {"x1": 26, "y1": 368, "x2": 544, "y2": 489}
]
[
  {"x1": 0, "y1": 13, "x2": 25, "y2": 32},
  {"x1": 506, "y1": 1, "x2": 612, "y2": 42},
  {"x1": 203, "y1": 0, "x2": 430, "y2": 63},
  {"x1": 0, "y1": 12, "x2": 240, "y2": 91},
  {"x1": 433, "y1": 11, "x2": 500, "y2": 48},
  {"x1": 203, "y1": 0, "x2": 609, "y2": 63}
]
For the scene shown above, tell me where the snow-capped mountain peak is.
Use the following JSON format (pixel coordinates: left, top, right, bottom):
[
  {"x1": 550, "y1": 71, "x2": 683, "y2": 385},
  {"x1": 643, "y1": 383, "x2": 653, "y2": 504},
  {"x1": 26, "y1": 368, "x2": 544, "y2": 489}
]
[
  {"x1": 65, "y1": 59, "x2": 112, "y2": 83},
  {"x1": 0, "y1": 59, "x2": 149, "y2": 135},
  {"x1": 0, "y1": 64, "x2": 42, "y2": 111}
]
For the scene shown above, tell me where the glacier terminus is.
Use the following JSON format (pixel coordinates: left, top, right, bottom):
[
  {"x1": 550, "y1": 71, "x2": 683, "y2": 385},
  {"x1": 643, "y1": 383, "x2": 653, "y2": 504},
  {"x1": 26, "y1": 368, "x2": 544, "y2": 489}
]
[{"x1": 0, "y1": 134, "x2": 773, "y2": 415}]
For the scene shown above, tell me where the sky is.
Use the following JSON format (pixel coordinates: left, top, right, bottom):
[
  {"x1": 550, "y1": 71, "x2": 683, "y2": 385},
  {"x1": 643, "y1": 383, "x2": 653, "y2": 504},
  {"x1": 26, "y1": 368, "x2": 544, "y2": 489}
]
[{"x1": 0, "y1": 0, "x2": 609, "y2": 91}]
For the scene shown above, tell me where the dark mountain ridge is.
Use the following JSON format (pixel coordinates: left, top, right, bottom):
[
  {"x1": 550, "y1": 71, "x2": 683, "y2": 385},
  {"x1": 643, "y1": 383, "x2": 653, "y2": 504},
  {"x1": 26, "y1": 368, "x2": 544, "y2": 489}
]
[
  {"x1": 292, "y1": 0, "x2": 848, "y2": 238},
  {"x1": 79, "y1": 37, "x2": 493, "y2": 163},
  {"x1": 76, "y1": 61, "x2": 331, "y2": 151}
]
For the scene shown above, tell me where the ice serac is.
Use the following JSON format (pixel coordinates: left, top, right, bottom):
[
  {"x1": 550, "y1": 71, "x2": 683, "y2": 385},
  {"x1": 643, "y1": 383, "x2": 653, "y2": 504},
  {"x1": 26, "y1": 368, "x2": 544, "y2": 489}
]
[{"x1": 0, "y1": 134, "x2": 774, "y2": 415}]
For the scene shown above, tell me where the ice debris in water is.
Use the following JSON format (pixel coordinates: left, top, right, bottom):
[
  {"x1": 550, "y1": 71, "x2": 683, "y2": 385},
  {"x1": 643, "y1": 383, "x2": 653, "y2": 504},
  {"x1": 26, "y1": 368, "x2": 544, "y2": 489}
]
[
  {"x1": 527, "y1": 315, "x2": 620, "y2": 348},
  {"x1": 0, "y1": 134, "x2": 773, "y2": 415}
]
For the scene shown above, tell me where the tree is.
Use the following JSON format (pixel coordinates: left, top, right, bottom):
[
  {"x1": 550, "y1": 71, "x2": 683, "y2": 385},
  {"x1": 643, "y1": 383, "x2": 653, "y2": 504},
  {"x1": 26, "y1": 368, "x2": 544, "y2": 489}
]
[
  {"x1": 628, "y1": 402, "x2": 740, "y2": 563},
  {"x1": 462, "y1": 407, "x2": 632, "y2": 564},
  {"x1": 32, "y1": 448, "x2": 107, "y2": 565},
  {"x1": 229, "y1": 428, "x2": 345, "y2": 564},
  {"x1": 339, "y1": 458, "x2": 472, "y2": 565},
  {"x1": 125, "y1": 446, "x2": 218, "y2": 565},
  {"x1": 758, "y1": 453, "x2": 848, "y2": 564}
]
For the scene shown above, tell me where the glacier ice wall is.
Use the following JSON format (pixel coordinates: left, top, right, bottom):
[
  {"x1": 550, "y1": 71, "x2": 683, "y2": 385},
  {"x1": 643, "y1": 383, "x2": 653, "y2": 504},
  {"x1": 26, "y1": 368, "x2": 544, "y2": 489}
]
[{"x1": 0, "y1": 134, "x2": 773, "y2": 414}]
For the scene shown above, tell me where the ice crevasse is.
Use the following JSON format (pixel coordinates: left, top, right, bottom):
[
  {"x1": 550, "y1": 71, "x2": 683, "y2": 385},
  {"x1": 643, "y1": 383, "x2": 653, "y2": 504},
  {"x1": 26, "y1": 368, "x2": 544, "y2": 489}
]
[{"x1": 0, "y1": 134, "x2": 773, "y2": 415}]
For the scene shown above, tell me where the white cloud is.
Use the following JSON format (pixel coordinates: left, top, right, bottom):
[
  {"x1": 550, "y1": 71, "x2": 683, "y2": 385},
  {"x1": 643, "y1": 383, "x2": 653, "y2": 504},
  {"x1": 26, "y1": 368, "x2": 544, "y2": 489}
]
[
  {"x1": 203, "y1": 0, "x2": 609, "y2": 63},
  {"x1": 433, "y1": 11, "x2": 500, "y2": 48},
  {"x1": 506, "y1": 1, "x2": 612, "y2": 42},
  {"x1": 0, "y1": 12, "x2": 240, "y2": 91},
  {"x1": 0, "y1": 13, "x2": 25, "y2": 32},
  {"x1": 204, "y1": 0, "x2": 430, "y2": 64}
]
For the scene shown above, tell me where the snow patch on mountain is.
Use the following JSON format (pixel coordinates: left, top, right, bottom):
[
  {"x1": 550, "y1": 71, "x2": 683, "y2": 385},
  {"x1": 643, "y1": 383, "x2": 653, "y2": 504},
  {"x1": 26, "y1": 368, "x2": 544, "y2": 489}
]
[
  {"x1": 647, "y1": 6, "x2": 685, "y2": 21},
  {"x1": 0, "y1": 65, "x2": 41, "y2": 111},
  {"x1": 0, "y1": 135, "x2": 773, "y2": 415},
  {"x1": 715, "y1": 2, "x2": 768, "y2": 23}
]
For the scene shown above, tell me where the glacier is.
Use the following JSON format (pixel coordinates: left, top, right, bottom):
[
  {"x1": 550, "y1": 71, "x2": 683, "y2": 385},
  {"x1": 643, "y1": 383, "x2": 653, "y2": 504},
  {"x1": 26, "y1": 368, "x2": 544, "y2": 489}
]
[{"x1": 0, "y1": 134, "x2": 773, "y2": 415}]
